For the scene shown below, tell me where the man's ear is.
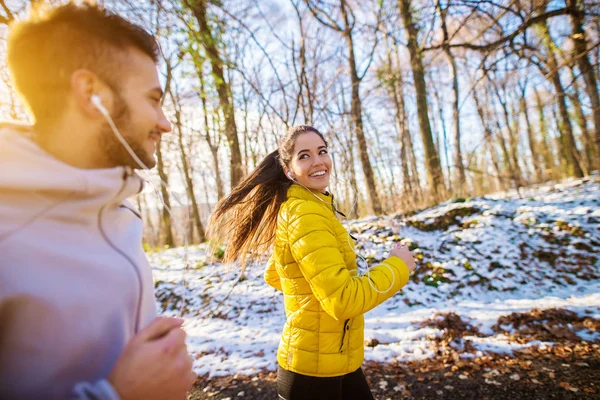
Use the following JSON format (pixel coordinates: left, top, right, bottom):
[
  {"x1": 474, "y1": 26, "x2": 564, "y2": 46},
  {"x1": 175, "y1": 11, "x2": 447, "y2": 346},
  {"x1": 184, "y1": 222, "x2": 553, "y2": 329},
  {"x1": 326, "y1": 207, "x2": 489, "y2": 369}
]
[{"x1": 70, "y1": 69, "x2": 112, "y2": 118}]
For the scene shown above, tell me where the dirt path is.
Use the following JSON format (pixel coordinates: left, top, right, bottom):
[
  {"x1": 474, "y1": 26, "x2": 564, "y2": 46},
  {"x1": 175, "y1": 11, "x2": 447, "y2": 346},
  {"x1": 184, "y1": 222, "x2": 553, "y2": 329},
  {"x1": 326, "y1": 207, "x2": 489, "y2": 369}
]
[{"x1": 188, "y1": 342, "x2": 599, "y2": 399}]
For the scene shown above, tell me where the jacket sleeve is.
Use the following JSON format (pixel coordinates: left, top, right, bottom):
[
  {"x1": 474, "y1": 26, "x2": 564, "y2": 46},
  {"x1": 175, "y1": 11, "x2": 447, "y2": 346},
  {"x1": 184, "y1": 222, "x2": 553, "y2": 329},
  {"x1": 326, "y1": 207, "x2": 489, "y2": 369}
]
[
  {"x1": 287, "y1": 204, "x2": 410, "y2": 321},
  {"x1": 71, "y1": 380, "x2": 120, "y2": 400},
  {"x1": 264, "y1": 255, "x2": 282, "y2": 292}
]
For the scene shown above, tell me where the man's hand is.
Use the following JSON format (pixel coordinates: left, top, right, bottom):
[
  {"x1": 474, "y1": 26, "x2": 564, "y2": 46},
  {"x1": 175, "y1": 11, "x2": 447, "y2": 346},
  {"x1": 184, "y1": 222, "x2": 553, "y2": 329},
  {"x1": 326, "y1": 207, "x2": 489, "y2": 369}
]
[
  {"x1": 389, "y1": 244, "x2": 416, "y2": 273},
  {"x1": 108, "y1": 317, "x2": 197, "y2": 400}
]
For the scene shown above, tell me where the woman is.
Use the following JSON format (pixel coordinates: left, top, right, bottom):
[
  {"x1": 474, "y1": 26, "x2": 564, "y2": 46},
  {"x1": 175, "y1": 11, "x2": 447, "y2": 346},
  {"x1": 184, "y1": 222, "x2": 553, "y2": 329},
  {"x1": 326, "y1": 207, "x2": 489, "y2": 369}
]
[{"x1": 210, "y1": 125, "x2": 416, "y2": 400}]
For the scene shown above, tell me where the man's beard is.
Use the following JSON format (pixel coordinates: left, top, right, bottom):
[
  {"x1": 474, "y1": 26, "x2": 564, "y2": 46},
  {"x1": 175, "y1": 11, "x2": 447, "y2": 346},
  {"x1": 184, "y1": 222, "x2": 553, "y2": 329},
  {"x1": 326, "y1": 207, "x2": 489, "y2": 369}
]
[{"x1": 99, "y1": 93, "x2": 157, "y2": 169}]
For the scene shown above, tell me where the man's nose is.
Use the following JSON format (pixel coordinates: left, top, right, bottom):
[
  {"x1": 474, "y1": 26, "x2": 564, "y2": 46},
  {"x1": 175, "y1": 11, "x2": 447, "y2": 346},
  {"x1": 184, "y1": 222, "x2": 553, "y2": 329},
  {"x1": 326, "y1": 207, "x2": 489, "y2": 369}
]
[{"x1": 158, "y1": 110, "x2": 172, "y2": 133}]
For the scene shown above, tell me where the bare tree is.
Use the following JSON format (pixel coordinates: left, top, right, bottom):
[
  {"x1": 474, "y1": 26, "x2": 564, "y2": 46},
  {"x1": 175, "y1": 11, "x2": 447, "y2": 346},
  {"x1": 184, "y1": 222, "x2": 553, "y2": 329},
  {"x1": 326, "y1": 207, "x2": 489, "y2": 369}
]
[
  {"x1": 472, "y1": 84, "x2": 504, "y2": 189},
  {"x1": 569, "y1": 67, "x2": 595, "y2": 173},
  {"x1": 518, "y1": 79, "x2": 543, "y2": 182},
  {"x1": 534, "y1": 88, "x2": 558, "y2": 179},
  {"x1": 534, "y1": 19, "x2": 584, "y2": 177},
  {"x1": 168, "y1": 79, "x2": 207, "y2": 243},
  {"x1": 304, "y1": 0, "x2": 383, "y2": 214},
  {"x1": 436, "y1": 0, "x2": 466, "y2": 193},
  {"x1": 290, "y1": 0, "x2": 315, "y2": 125},
  {"x1": 193, "y1": 55, "x2": 225, "y2": 200},
  {"x1": 398, "y1": 0, "x2": 446, "y2": 201},
  {"x1": 567, "y1": 0, "x2": 600, "y2": 171},
  {"x1": 186, "y1": 0, "x2": 244, "y2": 189},
  {"x1": 380, "y1": 34, "x2": 421, "y2": 206}
]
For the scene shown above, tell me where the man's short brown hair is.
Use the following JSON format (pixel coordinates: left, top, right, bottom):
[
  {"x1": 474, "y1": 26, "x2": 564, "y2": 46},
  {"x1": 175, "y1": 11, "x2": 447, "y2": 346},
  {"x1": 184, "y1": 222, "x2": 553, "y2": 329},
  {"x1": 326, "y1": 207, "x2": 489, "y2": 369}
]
[{"x1": 7, "y1": 2, "x2": 159, "y2": 125}]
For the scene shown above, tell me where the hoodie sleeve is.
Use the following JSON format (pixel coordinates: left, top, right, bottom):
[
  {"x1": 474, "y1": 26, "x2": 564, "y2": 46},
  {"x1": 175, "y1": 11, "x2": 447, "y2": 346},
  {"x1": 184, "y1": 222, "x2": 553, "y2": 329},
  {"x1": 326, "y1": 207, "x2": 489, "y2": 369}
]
[
  {"x1": 287, "y1": 202, "x2": 410, "y2": 321},
  {"x1": 71, "y1": 380, "x2": 120, "y2": 400}
]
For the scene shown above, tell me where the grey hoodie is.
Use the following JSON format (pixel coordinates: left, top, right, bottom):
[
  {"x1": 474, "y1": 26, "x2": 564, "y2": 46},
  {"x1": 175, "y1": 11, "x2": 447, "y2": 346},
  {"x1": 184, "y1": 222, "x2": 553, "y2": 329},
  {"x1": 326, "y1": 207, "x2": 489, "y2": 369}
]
[{"x1": 0, "y1": 124, "x2": 157, "y2": 399}]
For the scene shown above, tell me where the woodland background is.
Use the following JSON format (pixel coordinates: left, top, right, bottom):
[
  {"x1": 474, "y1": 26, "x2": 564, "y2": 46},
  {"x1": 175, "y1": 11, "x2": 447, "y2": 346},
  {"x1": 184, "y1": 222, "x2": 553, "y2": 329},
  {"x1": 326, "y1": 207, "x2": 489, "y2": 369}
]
[{"x1": 2, "y1": 0, "x2": 599, "y2": 247}]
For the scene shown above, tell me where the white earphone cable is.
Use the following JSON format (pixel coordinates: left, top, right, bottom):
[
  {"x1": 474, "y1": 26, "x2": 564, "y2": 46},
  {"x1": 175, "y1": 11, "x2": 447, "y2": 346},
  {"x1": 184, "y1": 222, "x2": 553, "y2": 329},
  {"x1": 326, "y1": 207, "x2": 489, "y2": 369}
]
[
  {"x1": 287, "y1": 172, "x2": 396, "y2": 294},
  {"x1": 92, "y1": 95, "x2": 190, "y2": 318}
]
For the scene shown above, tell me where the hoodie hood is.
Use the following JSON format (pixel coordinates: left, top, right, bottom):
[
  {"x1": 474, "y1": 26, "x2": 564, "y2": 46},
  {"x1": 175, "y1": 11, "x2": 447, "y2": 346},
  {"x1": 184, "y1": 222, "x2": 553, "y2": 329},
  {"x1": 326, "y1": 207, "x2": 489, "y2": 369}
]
[{"x1": 0, "y1": 123, "x2": 144, "y2": 239}]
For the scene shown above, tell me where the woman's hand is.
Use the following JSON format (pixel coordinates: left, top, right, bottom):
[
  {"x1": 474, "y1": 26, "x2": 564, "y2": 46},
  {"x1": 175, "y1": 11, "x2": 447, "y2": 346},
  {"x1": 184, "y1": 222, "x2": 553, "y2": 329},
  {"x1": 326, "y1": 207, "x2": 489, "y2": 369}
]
[{"x1": 389, "y1": 243, "x2": 416, "y2": 273}]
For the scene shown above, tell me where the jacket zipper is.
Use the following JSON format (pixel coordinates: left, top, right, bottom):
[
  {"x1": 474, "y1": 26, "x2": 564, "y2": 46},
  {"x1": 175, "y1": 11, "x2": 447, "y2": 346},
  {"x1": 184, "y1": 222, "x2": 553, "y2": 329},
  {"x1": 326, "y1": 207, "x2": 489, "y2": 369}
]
[{"x1": 339, "y1": 319, "x2": 350, "y2": 352}]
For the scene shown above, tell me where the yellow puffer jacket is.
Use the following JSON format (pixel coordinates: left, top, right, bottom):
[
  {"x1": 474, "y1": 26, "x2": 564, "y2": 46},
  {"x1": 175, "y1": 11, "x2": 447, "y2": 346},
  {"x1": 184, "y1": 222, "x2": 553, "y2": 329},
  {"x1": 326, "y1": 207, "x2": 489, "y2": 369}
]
[{"x1": 264, "y1": 184, "x2": 410, "y2": 377}]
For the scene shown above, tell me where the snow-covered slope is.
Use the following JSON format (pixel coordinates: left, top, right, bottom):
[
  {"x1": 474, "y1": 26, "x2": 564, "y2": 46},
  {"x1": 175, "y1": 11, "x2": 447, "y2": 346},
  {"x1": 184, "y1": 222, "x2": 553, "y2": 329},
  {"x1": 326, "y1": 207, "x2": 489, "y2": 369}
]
[{"x1": 151, "y1": 178, "x2": 600, "y2": 377}]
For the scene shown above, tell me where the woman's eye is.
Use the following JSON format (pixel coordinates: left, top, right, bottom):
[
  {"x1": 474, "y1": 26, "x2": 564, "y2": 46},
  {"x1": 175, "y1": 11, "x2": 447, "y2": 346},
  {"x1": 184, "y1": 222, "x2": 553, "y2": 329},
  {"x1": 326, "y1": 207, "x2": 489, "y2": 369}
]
[
  {"x1": 319, "y1": 150, "x2": 328, "y2": 155},
  {"x1": 299, "y1": 154, "x2": 309, "y2": 160}
]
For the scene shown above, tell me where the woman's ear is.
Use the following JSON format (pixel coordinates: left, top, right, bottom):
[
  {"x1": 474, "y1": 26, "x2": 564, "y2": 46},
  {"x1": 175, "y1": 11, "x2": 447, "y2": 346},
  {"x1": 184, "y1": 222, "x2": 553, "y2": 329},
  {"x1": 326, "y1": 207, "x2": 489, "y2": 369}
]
[{"x1": 284, "y1": 168, "x2": 294, "y2": 180}]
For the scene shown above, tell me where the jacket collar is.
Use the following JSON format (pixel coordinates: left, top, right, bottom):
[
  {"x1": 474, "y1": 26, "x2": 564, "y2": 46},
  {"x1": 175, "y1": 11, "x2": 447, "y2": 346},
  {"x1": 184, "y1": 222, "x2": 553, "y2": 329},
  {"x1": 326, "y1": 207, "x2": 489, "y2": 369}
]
[{"x1": 287, "y1": 184, "x2": 334, "y2": 207}]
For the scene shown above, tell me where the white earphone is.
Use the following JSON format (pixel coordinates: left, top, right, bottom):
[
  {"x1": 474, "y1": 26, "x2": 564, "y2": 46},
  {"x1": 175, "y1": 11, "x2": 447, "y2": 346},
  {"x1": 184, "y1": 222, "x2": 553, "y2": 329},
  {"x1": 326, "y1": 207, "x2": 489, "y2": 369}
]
[
  {"x1": 287, "y1": 172, "x2": 294, "y2": 180},
  {"x1": 90, "y1": 94, "x2": 109, "y2": 116},
  {"x1": 90, "y1": 93, "x2": 151, "y2": 171}
]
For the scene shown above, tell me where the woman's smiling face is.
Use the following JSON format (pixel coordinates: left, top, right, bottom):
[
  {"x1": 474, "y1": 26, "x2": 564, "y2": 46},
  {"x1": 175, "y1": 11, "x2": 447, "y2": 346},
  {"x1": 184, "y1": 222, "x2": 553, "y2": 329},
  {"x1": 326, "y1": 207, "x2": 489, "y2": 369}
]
[{"x1": 287, "y1": 131, "x2": 332, "y2": 193}]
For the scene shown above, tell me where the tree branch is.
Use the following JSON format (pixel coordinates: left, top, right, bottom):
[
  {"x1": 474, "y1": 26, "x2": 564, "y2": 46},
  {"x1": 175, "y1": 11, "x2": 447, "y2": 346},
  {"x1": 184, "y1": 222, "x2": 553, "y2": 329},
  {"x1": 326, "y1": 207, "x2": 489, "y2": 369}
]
[
  {"x1": 424, "y1": 7, "x2": 573, "y2": 52},
  {"x1": 304, "y1": 0, "x2": 344, "y2": 32},
  {"x1": 217, "y1": 5, "x2": 290, "y2": 121},
  {"x1": 0, "y1": 0, "x2": 13, "y2": 24},
  {"x1": 356, "y1": 3, "x2": 383, "y2": 81}
]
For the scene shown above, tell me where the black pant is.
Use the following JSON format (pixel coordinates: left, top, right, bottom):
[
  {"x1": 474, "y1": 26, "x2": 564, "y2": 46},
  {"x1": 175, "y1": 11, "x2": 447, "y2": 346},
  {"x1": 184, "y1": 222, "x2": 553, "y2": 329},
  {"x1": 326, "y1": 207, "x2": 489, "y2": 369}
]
[{"x1": 277, "y1": 366, "x2": 374, "y2": 400}]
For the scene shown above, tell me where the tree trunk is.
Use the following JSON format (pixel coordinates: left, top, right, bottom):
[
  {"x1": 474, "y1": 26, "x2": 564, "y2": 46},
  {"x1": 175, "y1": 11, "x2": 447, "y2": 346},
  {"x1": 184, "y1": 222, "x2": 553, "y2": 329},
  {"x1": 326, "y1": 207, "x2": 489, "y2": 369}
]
[
  {"x1": 190, "y1": 0, "x2": 244, "y2": 189},
  {"x1": 140, "y1": 192, "x2": 157, "y2": 248},
  {"x1": 492, "y1": 80, "x2": 524, "y2": 185},
  {"x1": 197, "y1": 61, "x2": 225, "y2": 200},
  {"x1": 292, "y1": 1, "x2": 314, "y2": 125},
  {"x1": 486, "y1": 84, "x2": 518, "y2": 188},
  {"x1": 473, "y1": 87, "x2": 504, "y2": 189},
  {"x1": 550, "y1": 72, "x2": 584, "y2": 177},
  {"x1": 534, "y1": 88, "x2": 557, "y2": 179},
  {"x1": 172, "y1": 94, "x2": 206, "y2": 243},
  {"x1": 431, "y1": 77, "x2": 452, "y2": 192},
  {"x1": 520, "y1": 95, "x2": 543, "y2": 182},
  {"x1": 436, "y1": 0, "x2": 465, "y2": 193},
  {"x1": 398, "y1": 0, "x2": 446, "y2": 201},
  {"x1": 390, "y1": 39, "x2": 421, "y2": 201},
  {"x1": 156, "y1": 141, "x2": 175, "y2": 247},
  {"x1": 388, "y1": 54, "x2": 413, "y2": 200},
  {"x1": 538, "y1": 21, "x2": 584, "y2": 177},
  {"x1": 339, "y1": 0, "x2": 382, "y2": 215},
  {"x1": 568, "y1": 0, "x2": 600, "y2": 171},
  {"x1": 403, "y1": 109, "x2": 422, "y2": 201},
  {"x1": 336, "y1": 80, "x2": 361, "y2": 218},
  {"x1": 570, "y1": 68, "x2": 594, "y2": 174},
  {"x1": 369, "y1": 118, "x2": 394, "y2": 212}
]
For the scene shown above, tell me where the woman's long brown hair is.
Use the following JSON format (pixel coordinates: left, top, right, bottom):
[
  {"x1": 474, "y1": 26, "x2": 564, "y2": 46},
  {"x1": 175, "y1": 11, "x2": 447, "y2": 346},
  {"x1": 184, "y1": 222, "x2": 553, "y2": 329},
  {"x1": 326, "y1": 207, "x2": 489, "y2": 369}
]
[{"x1": 208, "y1": 125, "x2": 328, "y2": 267}]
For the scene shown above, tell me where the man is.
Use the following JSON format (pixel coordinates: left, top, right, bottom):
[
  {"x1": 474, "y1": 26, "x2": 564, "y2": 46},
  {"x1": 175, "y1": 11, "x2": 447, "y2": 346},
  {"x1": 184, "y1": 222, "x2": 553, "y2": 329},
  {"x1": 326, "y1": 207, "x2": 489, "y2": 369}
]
[{"x1": 0, "y1": 3, "x2": 196, "y2": 399}]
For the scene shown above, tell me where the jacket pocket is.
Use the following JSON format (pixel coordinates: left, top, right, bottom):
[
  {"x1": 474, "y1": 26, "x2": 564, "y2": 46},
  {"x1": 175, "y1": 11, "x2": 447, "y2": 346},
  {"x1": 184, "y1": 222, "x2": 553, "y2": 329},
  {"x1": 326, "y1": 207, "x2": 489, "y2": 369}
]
[{"x1": 339, "y1": 319, "x2": 350, "y2": 353}]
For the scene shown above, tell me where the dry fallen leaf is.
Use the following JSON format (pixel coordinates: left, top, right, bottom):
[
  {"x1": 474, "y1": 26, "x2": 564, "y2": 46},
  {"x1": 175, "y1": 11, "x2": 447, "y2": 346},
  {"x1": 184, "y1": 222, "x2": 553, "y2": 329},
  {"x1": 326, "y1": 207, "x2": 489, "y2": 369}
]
[
  {"x1": 485, "y1": 379, "x2": 502, "y2": 386},
  {"x1": 558, "y1": 382, "x2": 579, "y2": 392}
]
